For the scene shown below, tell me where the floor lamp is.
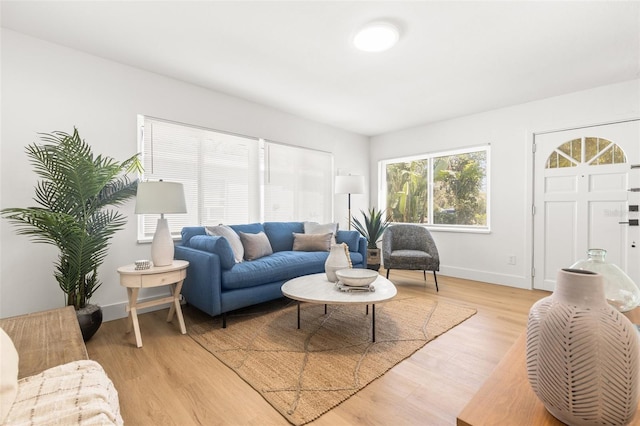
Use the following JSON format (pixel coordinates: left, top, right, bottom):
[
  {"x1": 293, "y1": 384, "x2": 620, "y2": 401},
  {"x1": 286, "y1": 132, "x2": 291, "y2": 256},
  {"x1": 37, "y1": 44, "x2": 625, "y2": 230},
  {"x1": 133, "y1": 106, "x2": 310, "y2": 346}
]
[
  {"x1": 135, "y1": 181, "x2": 187, "y2": 267},
  {"x1": 335, "y1": 175, "x2": 365, "y2": 230}
]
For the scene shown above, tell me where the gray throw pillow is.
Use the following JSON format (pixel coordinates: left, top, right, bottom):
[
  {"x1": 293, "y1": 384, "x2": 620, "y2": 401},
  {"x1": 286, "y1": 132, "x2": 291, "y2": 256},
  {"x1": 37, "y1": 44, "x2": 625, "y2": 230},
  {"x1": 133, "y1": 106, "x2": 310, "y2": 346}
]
[
  {"x1": 292, "y1": 232, "x2": 332, "y2": 252},
  {"x1": 239, "y1": 231, "x2": 273, "y2": 261},
  {"x1": 205, "y1": 225, "x2": 244, "y2": 263}
]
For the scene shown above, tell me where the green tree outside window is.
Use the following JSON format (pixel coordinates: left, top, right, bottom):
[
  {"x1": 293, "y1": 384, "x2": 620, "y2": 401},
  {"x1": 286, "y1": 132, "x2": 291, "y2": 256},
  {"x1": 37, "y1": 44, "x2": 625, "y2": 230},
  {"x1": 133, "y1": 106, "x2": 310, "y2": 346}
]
[
  {"x1": 433, "y1": 151, "x2": 487, "y2": 226},
  {"x1": 383, "y1": 147, "x2": 488, "y2": 228}
]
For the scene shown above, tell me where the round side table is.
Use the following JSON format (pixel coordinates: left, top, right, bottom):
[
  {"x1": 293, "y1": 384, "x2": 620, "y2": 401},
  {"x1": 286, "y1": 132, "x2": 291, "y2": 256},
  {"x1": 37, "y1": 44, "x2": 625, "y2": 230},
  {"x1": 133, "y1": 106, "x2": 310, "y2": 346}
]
[{"x1": 117, "y1": 260, "x2": 189, "y2": 348}]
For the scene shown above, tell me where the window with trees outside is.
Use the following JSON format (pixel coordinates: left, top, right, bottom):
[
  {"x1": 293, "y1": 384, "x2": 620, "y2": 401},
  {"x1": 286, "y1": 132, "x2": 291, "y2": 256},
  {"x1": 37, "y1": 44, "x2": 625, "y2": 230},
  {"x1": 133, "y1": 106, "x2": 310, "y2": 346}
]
[
  {"x1": 381, "y1": 146, "x2": 490, "y2": 230},
  {"x1": 137, "y1": 116, "x2": 333, "y2": 241}
]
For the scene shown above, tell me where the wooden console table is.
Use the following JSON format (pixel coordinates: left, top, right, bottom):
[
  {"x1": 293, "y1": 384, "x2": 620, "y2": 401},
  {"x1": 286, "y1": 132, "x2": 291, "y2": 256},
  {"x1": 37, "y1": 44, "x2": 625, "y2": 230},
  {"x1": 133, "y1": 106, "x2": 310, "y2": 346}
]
[
  {"x1": 0, "y1": 306, "x2": 87, "y2": 379},
  {"x1": 457, "y1": 308, "x2": 640, "y2": 425}
]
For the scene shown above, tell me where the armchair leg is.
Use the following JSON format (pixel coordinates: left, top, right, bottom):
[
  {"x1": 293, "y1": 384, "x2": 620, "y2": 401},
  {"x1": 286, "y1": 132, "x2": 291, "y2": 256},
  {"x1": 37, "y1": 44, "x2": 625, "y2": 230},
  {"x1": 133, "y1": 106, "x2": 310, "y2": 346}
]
[
  {"x1": 386, "y1": 269, "x2": 390, "y2": 279},
  {"x1": 433, "y1": 271, "x2": 439, "y2": 292},
  {"x1": 222, "y1": 312, "x2": 227, "y2": 329},
  {"x1": 423, "y1": 270, "x2": 426, "y2": 281}
]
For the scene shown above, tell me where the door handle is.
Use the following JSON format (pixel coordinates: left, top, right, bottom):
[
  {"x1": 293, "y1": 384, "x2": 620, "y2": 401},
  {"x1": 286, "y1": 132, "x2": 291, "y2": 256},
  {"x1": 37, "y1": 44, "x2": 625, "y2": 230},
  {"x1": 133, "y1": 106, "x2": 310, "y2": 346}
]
[{"x1": 619, "y1": 219, "x2": 639, "y2": 226}]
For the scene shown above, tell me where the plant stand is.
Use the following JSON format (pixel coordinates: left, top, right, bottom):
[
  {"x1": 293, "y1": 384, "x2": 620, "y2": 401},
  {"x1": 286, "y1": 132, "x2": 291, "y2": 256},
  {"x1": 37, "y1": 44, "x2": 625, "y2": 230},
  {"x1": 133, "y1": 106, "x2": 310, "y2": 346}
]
[{"x1": 366, "y1": 248, "x2": 381, "y2": 271}]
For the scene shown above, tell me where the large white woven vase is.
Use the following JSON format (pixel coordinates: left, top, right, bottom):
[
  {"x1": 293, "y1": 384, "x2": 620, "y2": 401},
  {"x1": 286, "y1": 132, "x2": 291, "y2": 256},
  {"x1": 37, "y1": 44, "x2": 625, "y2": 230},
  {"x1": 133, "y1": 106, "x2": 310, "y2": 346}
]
[{"x1": 526, "y1": 268, "x2": 640, "y2": 425}]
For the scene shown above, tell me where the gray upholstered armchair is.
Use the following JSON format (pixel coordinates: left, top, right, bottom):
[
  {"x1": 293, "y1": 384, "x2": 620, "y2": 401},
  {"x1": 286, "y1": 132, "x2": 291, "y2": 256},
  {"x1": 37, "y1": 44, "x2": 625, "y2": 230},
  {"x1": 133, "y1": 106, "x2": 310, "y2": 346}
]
[{"x1": 382, "y1": 224, "x2": 440, "y2": 291}]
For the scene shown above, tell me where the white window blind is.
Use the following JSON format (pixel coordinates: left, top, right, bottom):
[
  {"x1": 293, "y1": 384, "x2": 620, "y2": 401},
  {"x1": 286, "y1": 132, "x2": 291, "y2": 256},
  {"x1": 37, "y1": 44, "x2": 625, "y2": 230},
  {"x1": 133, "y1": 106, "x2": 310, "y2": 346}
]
[
  {"x1": 138, "y1": 116, "x2": 259, "y2": 241},
  {"x1": 137, "y1": 115, "x2": 333, "y2": 241},
  {"x1": 263, "y1": 142, "x2": 333, "y2": 222}
]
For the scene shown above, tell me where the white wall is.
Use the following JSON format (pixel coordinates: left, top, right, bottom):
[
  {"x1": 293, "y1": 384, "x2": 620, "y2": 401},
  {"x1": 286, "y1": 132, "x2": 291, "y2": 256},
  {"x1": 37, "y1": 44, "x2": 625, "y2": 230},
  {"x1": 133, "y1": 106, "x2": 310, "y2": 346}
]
[
  {"x1": 3, "y1": 29, "x2": 638, "y2": 322},
  {"x1": 370, "y1": 79, "x2": 640, "y2": 289},
  {"x1": 0, "y1": 29, "x2": 369, "y2": 320}
]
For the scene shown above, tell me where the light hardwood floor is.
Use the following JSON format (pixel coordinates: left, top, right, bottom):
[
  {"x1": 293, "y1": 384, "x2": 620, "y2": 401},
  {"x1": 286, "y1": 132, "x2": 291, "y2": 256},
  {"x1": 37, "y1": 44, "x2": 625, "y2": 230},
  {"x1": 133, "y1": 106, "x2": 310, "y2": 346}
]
[{"x1": 86, "y1": 271, "x2": 549, "y2": 425}]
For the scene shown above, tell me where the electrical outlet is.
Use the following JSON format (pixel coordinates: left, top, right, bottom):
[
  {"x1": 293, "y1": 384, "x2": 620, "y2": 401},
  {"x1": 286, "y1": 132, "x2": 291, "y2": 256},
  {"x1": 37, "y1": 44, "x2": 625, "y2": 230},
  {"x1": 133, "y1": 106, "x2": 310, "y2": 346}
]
[{"x1": 508, "y1": 255, "x2": 516, "y2": 265}]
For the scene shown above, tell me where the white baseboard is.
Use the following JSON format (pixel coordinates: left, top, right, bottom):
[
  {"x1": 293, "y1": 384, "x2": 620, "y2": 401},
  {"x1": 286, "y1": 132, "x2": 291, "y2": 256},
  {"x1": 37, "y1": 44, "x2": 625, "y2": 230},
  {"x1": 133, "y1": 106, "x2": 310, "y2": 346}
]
[
  {"x1": 439, "y1": 266, "x2": 531, "y2": 290},
  {"x1": 101, "y1": 291, "x2": 177, "y2": 322},
  {"x1": 101, "y1": 267, "x2": 532, "y2": 322}
]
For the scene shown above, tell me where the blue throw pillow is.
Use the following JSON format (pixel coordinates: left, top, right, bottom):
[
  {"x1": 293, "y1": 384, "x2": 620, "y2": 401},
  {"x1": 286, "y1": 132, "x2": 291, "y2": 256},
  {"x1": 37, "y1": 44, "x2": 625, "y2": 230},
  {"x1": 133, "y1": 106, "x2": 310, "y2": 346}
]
[
  {"x1": 336, "y1": 230, "x2": 360, "y2": 252},
  {"x1": 189, "y1": 235, "x2": 236, "y2": 269}
]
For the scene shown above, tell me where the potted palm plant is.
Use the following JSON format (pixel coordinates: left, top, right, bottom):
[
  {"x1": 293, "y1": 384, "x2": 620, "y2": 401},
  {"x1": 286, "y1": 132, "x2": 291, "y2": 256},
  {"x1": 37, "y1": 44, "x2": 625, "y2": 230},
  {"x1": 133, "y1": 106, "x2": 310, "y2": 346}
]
[
  {"x1": 351, "y1": 207, "x2": 390, "y2": 270},
  {"x1": 1, "y1": 128, "x2": 141, "y2": 340}
]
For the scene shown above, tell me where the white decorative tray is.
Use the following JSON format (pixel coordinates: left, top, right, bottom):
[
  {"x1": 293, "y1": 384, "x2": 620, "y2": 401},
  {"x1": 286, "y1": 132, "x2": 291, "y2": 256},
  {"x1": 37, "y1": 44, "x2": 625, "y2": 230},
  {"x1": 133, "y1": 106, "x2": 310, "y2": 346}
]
[{"x1": 336, "y1": 282, "x2": 376, "y2": 293}]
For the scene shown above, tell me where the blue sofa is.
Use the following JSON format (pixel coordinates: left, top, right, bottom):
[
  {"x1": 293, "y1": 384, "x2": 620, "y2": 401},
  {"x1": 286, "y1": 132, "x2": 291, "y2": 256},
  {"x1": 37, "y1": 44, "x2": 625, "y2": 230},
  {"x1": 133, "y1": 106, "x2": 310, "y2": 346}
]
[{"x1": 174, "y1": 222, "x2": 366, "y2": 327}]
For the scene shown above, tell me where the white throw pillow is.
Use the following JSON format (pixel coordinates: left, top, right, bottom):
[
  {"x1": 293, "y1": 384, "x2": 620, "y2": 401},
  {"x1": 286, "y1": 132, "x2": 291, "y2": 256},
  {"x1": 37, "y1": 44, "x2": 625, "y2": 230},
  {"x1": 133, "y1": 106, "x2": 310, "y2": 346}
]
[
  {"x1": 0, "y1": 327, "x2": 19, "y2": 423},
  {"x1": 304, "y1": 222, "x2": 338, "y2": 244},
  {"x1": 205, "y1": 225, "x2": 244, "y2": 263}
]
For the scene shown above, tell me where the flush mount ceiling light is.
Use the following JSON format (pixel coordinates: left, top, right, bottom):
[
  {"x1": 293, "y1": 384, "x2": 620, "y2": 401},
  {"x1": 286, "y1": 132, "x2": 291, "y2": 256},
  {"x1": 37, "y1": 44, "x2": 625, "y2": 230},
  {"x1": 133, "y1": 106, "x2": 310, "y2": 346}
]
[{"x1": 353, "y1": 21, "x2": 400, "y2": 52}]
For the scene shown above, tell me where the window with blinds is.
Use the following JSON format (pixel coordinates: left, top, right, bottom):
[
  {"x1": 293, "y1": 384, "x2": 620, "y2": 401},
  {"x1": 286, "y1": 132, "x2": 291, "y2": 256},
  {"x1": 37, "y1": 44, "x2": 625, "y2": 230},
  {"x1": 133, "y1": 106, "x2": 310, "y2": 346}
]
[
  {"x1": 263, "y1": 142, "x2": 333, "y2": 222},
  {"x1": 137, "y1": 116, "x2": 333, "y2": 241}
]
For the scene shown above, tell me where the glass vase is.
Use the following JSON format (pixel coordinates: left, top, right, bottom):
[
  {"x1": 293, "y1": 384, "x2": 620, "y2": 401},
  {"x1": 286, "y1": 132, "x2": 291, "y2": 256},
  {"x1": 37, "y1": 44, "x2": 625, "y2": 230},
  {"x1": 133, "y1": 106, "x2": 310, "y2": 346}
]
[{"x1": 570, "y1": 248, "x2": 640, "y2": 312}]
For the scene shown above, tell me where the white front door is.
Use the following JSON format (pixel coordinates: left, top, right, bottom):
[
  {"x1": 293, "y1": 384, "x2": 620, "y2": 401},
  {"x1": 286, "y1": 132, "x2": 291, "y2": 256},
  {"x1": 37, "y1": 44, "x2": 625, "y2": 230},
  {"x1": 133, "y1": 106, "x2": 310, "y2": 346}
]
[{"x1": 533, "y1": 120, "x2": 640, "y2": 291}]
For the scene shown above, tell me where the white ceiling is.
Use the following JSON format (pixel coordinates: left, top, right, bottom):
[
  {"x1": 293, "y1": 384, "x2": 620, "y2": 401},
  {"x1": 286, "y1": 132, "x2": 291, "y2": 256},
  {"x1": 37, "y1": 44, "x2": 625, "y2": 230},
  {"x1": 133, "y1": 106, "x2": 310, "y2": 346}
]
[{"x1": 2, "y1": 1, "x2": 639, "y2": 136}]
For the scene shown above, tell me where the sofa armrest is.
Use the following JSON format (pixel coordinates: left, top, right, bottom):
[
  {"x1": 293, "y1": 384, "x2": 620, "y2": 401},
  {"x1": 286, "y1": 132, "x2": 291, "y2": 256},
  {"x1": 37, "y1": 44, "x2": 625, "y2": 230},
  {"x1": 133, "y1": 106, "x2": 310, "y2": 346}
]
[
  {"x1": 357, "y1": 236, "x2": 367, "y2": 264},
  {"x1": 188, "y1": 235, "x2": 236, "y2": 270},
  {"x1": 174, "y1": 246, "x2": 223, "y2": 317}
]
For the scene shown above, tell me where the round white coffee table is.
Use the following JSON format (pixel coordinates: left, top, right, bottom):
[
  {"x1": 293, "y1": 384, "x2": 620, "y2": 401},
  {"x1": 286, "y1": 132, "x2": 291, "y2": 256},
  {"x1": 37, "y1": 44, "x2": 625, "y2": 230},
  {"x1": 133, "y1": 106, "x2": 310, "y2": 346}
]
[{"x1": 281, "y1": 272, "x2": 397, "y2": 342}]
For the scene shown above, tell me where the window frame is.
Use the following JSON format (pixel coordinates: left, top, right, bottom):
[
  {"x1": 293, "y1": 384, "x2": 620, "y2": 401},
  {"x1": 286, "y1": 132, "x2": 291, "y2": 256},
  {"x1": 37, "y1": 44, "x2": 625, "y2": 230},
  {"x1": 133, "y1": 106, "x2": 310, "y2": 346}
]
[{"x1": 379, "y1": 144, "x2": 491, "y2": 233}]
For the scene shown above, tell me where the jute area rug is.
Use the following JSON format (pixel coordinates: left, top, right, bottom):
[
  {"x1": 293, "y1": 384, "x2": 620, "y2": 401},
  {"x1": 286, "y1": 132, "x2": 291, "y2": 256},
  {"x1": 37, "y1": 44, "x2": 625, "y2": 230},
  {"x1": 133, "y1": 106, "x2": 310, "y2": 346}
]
[{"x1": 187, "y1": 296, "x2": 476, "y2": 425}]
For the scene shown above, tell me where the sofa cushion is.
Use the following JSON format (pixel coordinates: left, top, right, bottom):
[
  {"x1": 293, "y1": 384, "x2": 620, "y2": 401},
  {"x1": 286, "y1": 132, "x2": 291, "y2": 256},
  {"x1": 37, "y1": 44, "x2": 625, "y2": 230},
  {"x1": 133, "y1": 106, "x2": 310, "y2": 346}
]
[
  {"x1": 189, "y1": 235, "x2": 236, "y2": 270},
  {"x1": 292, "y1": 232, "x2": 332, "y2": 252},
  {"x1": 0, "y1": 327, "x2": 18, "y2": 423},
  {"x1": 180, "y1": 226, "x2": 207, "y2": 246},
  {"x1": 263, "y1": 222, "x2": 304, "y2": 252},
  {"x1": 336, "y1": 230, "x2": 360, "y2": 252},
  {"x1": 205, "y1": 225, "x2": 244, "y2": 263},
  {"x1": 229, "y1": 223, "x2": 264, "y2": 235},
  {"x1": 239, "y1": 231, "x2": 273, "y2": 261},
  {"x1": 221, "y1": 251, "x2": 329, "y2": 290}
]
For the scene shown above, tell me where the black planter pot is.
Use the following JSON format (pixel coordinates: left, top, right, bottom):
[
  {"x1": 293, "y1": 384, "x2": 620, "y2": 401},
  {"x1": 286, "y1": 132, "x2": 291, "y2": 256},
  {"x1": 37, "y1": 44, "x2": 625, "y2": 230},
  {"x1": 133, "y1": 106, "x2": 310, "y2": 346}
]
[{"x1": 76, "y1": 304, "x2": 103, "y2": 341}]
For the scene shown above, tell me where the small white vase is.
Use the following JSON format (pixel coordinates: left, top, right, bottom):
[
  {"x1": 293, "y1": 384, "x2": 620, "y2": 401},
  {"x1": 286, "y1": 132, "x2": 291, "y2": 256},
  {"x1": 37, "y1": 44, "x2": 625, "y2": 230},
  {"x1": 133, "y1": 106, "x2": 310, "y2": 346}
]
[
  {"x1": 526, "y1": 268, "x2": 640, "y2": 425},
  {"x1": 325, "y1": 243, "x2": 351, "y2": 282}
]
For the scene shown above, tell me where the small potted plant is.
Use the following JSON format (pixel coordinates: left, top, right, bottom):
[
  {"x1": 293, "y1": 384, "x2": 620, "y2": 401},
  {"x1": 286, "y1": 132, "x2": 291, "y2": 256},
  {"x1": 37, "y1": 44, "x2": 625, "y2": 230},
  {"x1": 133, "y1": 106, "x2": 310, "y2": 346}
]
[
  {"x1": 1, "y1": 128, "x2": 141, "y2": 340},
  {"x1": 351, "y1": 207, "x2": 390, "y2": 271}
]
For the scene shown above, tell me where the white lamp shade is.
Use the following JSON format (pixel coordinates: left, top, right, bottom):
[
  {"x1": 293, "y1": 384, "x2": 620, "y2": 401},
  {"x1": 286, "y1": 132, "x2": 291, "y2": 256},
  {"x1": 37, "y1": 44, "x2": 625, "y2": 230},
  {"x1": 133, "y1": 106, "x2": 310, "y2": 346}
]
[
  {"x1": 335, "y1": 175, "x2": 365, "y2": 194},
  {"x1": 135, "y1": 181, "x2": 187, "y2": 214}
]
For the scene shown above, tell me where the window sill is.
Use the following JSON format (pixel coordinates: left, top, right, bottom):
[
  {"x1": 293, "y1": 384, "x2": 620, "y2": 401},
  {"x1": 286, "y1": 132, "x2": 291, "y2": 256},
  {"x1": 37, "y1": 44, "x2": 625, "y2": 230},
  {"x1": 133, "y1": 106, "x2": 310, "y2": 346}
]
[{"x1": 390, "y1": 223, "x2": 491, "y2": 234}]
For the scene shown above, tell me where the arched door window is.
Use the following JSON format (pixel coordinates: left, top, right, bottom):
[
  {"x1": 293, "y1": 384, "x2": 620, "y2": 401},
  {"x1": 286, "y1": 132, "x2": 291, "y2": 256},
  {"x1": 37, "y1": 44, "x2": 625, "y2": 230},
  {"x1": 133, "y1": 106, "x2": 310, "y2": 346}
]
[{"x1": 545, "y1": 137, "x2": 627, "y2": 168}]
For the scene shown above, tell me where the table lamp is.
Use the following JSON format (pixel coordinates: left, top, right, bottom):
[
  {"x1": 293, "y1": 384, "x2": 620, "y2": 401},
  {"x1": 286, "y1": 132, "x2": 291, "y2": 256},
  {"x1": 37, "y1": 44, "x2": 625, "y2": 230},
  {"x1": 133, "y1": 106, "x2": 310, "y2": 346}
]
[
  {"x1": 335, "y1": 174, "x2": 365, "y2": 230},
  {"x1": 135, "y1": 180, "x2": 187, "y2": 266}
]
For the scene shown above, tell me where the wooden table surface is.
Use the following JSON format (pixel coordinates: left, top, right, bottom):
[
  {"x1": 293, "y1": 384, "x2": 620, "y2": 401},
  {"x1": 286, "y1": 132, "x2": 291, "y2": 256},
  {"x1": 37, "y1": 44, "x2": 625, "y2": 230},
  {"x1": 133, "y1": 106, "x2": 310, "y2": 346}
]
[
  {"x1": 457, "y1": 308, "x2": 640, "y2": 426},
  {"x1": 0, "y1": 306, "x2": 88, "y2": 378}
]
